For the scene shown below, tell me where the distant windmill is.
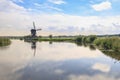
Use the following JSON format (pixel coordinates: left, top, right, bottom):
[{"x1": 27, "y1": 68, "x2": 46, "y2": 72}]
[{"x1": 31, "y1": 22, "x2": 42, "y2": 37}]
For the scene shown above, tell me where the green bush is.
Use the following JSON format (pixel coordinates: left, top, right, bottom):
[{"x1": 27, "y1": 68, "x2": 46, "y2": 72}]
[
  {"x1": 75, "y1": 35, "x2": 97, "y2": 43},
  {"x1": 49, "y1": 34, "x2": 53, "y2": 39},
  {"x1": 87, "y1": 35, "x2": 97, "y2": 43},
  {"x1": 0, "y1": 38, "x2": 11, "y2": 46},
  {"x1": 94, "y1": 37, "x2": 120, "y2": 52},
  {"x1": 94, "y1": 38, "x2": 103, "y2": 47},
  {"x1": 75, "y1": 36, "x2": 82, "y2": 43},
  {"x1": 112, "y1": 39, "x2": 120, "y2": 52}
]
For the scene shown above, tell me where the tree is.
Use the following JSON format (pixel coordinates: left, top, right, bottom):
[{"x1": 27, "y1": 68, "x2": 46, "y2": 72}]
[
  {"x1": 75, "y1": 36, "x2": 82, "y2": 43},
  {"x1": 49, "y1": 34, "x2": 53, "y2": 39},
  {"x1": 88, "y1": 35, "x2": 97, "y2": 43}
]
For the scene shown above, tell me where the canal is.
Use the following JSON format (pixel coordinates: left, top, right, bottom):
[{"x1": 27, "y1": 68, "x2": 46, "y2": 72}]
[{"x1": 0, "y1": 40, "x2": 120, "y2": 80}]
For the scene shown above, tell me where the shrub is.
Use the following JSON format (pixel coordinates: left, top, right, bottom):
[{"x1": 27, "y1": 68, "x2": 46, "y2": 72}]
[
  {"x1": 94, "y1": 37, "x2": 120, "y2": 52},
  {"x1": 0, "y1": 38, "x2": 11, "y2": 46},
  {"x1": 87, "y1": 35, "x2": 97, "y2": 43},
  {"x1": 75, "y1": 36, "x2": 82, "y2": 43}
]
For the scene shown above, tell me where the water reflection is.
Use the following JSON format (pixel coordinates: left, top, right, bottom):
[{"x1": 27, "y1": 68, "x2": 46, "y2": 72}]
[
  {"x1": 0, "y1": 46, "x2": 10, "y2": 50},
  {"x1": 75, "y1": 42, "x2": 96, "y2": 51},
  {"x1": 31, "y1": 41, "x2": 36, "y2": 56},
  {"x1": 24, "y1": 39, "x2": 37, "y2": 56},
  {"x1": 89, "y1": 44, "x2": 96, "y2": 50},
  {"x1": 49, "y1": 41, "x2": 53, "y2": 44},
  {"x1": 102, "y1": 51, "x2": 120, "y2": 63},
  {"x1": 0, "y1": 40, "x2": 120, "y2": 80}
]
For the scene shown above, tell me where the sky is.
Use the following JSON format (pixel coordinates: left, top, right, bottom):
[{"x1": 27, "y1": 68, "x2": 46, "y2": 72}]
[{"x1": 0, "y1": 0, "x2": 120, "y2": 36}]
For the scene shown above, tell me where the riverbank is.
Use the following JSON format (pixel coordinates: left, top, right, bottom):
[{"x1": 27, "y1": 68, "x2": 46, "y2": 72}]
[
  {"x1": 94, "y1": 37, "x2": 120, "y2": 52},
  {"x1": 37, "y1": 35, "x2": 120, "y2": 52}
]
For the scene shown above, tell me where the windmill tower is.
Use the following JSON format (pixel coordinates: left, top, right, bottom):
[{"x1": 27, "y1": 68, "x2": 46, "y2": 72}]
[{"x1": 31, "y1": 22, "x2": 41, "y2": 37}]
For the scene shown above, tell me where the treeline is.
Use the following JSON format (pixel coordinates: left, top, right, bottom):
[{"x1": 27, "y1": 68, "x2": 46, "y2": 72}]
[
  {"x1": 75, "y1": 35, "x2": 97, "y2": 43},
  {"x1": 75, "y1": 35, "x2": 120, "y2": 52},
  {"x1": 0, "y1": 38, "x2": 11, "y2": 46}
]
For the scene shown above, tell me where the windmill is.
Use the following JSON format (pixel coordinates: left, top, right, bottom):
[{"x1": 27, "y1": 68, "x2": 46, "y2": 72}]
[{"x1": 31, "y1": 22, "x2": 41, "y2": 37}]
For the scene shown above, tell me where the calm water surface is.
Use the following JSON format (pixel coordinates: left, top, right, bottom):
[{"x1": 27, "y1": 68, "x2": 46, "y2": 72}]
[{"x1": 0, "y1": 40, "x2": 120, "y2": 80}]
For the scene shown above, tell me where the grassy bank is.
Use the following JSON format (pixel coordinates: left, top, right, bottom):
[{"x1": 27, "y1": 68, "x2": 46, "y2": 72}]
[
  {"x1": 0, "y1": 38, "x2": 11, "y2": 47},
  {"x1": 38, "y1": 38, "x2": 75, "y2": 42},
  {"x1": 25, "y1": 35, "x2": 120, "y2": 52},
  {"x1": 94, "y1": 37, "x2": 120, "y2": 52},
  {"x1": 75, "y1": 36, "x2": 120, "y2": 52}
]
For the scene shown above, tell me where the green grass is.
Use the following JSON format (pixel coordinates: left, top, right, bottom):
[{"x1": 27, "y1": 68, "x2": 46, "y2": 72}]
[
  {"x1": 38, "y1": 38, "x2": 75, "y2": 42},
  {"x1": 0, "y1": 38, "x2": 11, "y2": 47}
]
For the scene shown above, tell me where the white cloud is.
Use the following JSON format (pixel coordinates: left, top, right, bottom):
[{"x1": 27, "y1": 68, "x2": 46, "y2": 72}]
[
  {"x1": 12, "y1": 0, "x2": 24, "y2": 3},
  {"x1": 92, "y1": 63, "x2": 110, "y2": 72},
  {"x1": 92, "y1": 1, "x2": 112, "y2": 11},
  {"x1": 0, "y1": 12, "x2": 120, "y2": 36},
  {"x1": 48, "y1": 0, "x2": 66, "y2": 5},
  {"x1": 0, "y1": 0, "x2": 26, "y2": 13},
  {"x1": 67, "y1": 74, "x2": 120, "y2": 80},
  {"x1": 32, "y1": 43, "x2": 102, "y2": 61},
  {"x1": 54, "y1": 69, "x2": 64, "y2": 75},
  {"x1": 34, "y1": 3, "x2": 63, "y2": 12}
]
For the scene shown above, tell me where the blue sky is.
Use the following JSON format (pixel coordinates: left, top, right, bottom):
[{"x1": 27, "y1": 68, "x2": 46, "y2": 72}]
[
  {"x1": 0, "y1": 0, "x2": 120, "y2": 36},
  {"x1": 13, "y1": 0, "x2": 120, "y2": 16}
]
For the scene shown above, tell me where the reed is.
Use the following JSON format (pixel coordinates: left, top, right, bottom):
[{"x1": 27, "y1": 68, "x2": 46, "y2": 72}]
[{"x1": 0, "y1": 38, "x2": 11, "y2": 46}]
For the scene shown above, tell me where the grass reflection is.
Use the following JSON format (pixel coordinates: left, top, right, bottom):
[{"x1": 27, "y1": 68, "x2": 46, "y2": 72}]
[{"x1": 102, "y1": 50, "x2": 120, "y2": 61}]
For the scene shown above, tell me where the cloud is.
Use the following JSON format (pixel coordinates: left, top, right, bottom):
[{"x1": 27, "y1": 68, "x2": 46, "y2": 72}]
[
  {"x1": 48, "y1": 0, "x2": 66, "y2": 5},
  {"x1": 54, "y1": 69, "x2": 64, "y2": 75},
  {"x1": 67, "y1": 74, "x2": 120, "y2": 80},
  {"x1": 11, "y1": 0, "x2": 24, "y2": 3},
  {"x1": 92, "y1": 63, "x2": 110, "y2": 72},
  {"x1": 1, "y1": 12, "x2": 120, "y2": 36},
  {"x1": 34, "y1": 3, "x2": 63, "y2": 12},
  {"x1": 91, "y1": 1, "x2": 112, "y2": 11},
  {"x1": 0, "y1": 0, "x2": 26, "y2": 13},
  {"x1": 32, "y1": 43, "x2": 102, "y2": 61}
]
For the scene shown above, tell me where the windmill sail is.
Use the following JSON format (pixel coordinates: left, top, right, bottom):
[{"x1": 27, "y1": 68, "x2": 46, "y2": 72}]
[
  {"x1": 36, "y1": 29, "x2": 42, "y2": 31},
  {"x1": 33, "y1": 22, "x2": 36, "y2": 29}
]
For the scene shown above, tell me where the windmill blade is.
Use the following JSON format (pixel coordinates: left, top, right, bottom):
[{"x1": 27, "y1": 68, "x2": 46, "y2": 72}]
[
  {"x1": 33, "y1": 22, "x2": 36, "y2": 29},
  {"x1": 36, "y1": 29, "x2": 42, "y2": 31},
  {"x1": 33, "y1": 47, "x2": 36, "y2": 56}
]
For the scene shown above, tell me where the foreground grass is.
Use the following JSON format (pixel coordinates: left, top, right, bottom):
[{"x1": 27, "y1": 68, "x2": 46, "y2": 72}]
[{"x1": 0, "y1": 38, "x2": 11, "y2": 47}]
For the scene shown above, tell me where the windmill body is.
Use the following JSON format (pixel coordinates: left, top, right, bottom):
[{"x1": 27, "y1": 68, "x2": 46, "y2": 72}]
[
  {"x1": 31, "y1": 22, "x2": 41, "y2": 38},
  {"x1": 31, "y1": 29, "x2": 36, "y2": 37}
]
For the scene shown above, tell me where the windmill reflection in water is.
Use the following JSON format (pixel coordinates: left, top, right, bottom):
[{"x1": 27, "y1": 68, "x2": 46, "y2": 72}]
[{"x1": 24, "y1": 22, "x2": 42, "y2": 56}]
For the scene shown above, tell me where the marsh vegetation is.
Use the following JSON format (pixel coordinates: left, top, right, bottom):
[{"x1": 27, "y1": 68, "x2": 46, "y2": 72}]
[
  {"x1": 37, "y1": 35, "x2": 120, "y2": 53},
  {"x1": 0, "y1": 38, "x2": 11, "y2": 47}
]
